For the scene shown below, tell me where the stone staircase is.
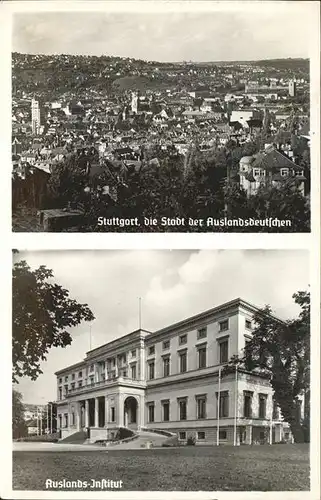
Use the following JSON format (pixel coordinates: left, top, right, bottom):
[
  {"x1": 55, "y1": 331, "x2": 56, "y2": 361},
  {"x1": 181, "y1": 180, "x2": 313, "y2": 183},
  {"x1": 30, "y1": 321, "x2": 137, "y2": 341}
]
[
  {"x1": 106, "y1": 430, "x2": 169, "y2": 449},
  {"x1": 59, "y1": 430, "x2": 87, "y2": 444}
]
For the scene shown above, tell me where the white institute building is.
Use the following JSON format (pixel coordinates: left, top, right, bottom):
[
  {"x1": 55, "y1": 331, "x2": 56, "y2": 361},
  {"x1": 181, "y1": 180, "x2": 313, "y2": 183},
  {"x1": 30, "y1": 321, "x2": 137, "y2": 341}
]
[{"x1": 55, "y1": 298, "x2": 294, "y2": 445}]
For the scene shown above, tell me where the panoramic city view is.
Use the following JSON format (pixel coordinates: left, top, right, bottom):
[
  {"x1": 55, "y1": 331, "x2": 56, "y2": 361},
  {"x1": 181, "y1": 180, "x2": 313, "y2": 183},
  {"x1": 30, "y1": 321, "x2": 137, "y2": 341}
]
[
  {"x1": 11, "y1": 10, "x2": 312, "y2": 232},
  {"x1": 12, "y1": 249, "x2": 310, "y2": 491}
]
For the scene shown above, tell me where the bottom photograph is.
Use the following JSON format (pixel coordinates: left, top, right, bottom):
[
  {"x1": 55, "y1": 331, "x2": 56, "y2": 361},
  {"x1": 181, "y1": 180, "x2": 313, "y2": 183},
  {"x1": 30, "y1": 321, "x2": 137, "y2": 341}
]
[{"x1": 12, "y1": 249, "x2": 310, "y2": 493}]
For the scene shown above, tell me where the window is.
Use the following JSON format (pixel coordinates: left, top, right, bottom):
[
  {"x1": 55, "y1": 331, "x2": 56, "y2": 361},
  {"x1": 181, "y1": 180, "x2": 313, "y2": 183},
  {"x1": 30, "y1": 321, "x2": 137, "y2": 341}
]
[
  {"x1": 219, "y1": 339, "x2": 229, "y2": 363},
  {"x1": 196, "y1": 395, "x2": 207, "y2": 419},
  {"x1": 280, "y1": 168, "x2": 288, "y2": 177},
  {"x1": 58, "y1": 415, "x2": 62, "y2": 429},
  {"x1": 59, "y1": 378, "x2": 62, "y2": 384},
  {"x1": 112, "y1": 358, "x2": 116, "y2": 367},
  {"x1": 131, "y1": 364, "x2": 137, "y2": 380},
  {"x1": 198, "y1": 346, "x2": 207, "y2": 369},
  {"x1": 245, "y1": 319, "x2": 252, "y2": 330},
  {"x1": 78, "y1": 381, "x2": 82, "y2": 388},
  {"x1": 162, "y1": 400, "x2": 170, "y2": 421},
  {"x1": 259, "y1": 394, "x2": 267, "y2": 419},
  {"x1": 216, "y1": 391, "x2": 229, "y2": 417},
  {"x1": 58, "y1": 387, "x2": 62, "y2": 400},
  {"x1": 148, "y1": 346, "x2": 155, "y2": 356},
  {"x1": 197, "y1": 431, "x2": 205, "y2": 440},
  {"x1": 179, "y1": 431, "x2": 186, "y2": 440},
  {"x1": 131, "y1": 349, "x2": 136, "y2": 357},
  {"x1": 148, "y1": 403, "x2": 155, "y2": 423},
  {"x1": 219, "y1": 319, "x2": 229, "y2": 332},
  {"x1": 244, "y1": 337, "x2": 251, "y2": 349},
  {"x1": 78, "y1": 371, "x2": 82, "y2": 378},
  {"x1": 122, "y1": 370, "x2": 127, "y2": 378},
  {"x1": 64, "y1": 414, "x2": 68, "y2": 428},
  {"x1": 197, "y1": 327, "x2": 207, "y2": 340},
  {"x1": 219, "y1": 430, "x2": 227, "y2": 440},
  {"x1": 64, "y1": 384, "x2": 68, "y2": 396},
  {"x1": 243, "y1": 391, "x2": 253, "y2": 418},
  {"x1": 90, "y1": 376, "x2": 94, "y2": 385},
  {"x1": 179, "y1": 334, "x2": 187, "y2": 345},
  {"x1": 179, "y1": 350, "x2": 187, "y2": 373},
  {"x1": 163, "y1": 340, "x2": 170, "y2": 350},
  {"x1": 71, "y1": 382, "x2": 75, "y2": 390},
  {"x1": 163, "y1": 356, "x2": 170, "y2": 377},
  {"x1": 71, "y1": 411, "x2": 75, "y2": 425},
  {"x1": 253, "y1": 169, "x2": 260, "y2": 177},
  {"x1": 72, "y1": 373, "x2": 75, "y2": 380},
  {"x1": 90, "y1": 365, "x2": 94, "y2": 372},
  {"x1": 64, "y1": 376, "x2": 68, "y2": 382},
  {"x1": 178, "y1": 398, "x2": 187, "y2": 420},
  {"x1": 272, "y1": 400, "x2": 279, "y2": 420},
  {"x1": 148, "y1": 361, "x2": 155, "y2": 380},
  {"x1": 110, "y1": 407, "x2": 115, "y2": 422}
]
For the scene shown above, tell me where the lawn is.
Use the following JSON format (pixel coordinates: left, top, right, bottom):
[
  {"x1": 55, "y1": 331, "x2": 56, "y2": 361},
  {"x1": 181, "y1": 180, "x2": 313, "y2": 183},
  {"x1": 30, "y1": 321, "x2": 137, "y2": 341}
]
[{"x1": 13, "y1": 444, "x2": 309, "y2": 491}]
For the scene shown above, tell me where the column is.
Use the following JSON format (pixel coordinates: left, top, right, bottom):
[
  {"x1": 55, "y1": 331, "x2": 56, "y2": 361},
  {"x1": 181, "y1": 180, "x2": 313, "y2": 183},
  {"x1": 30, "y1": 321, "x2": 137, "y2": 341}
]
[
  {"x1": 94, "y1": 397, "x2": 99, "y2": 427},
  {"x1": 140, "y1": 344, "x2": 145, "y2": 381},
  {"x1": 76, "y1": 403, "x2": 81, "y2": 430},
  {"x1": 245, "y1": 425, "x2": 252, "y2": 445},
  {"x1": 136, "y1": 400, "x2": 140, "y2": 431},
  {"x1": 275, "y1": 424, "x2": 282, "y2": 443},
  {"x1": 118, "y1": 394, "x2": 124, "y2": 427},
  {"x1": 139, "y1": 395, "x2": 145, "y2": 429},
  {"x1": 85, "y1": 399, "x2": 89, "y2": 428},
  {"x1": 104, "y1": 396, "x2": 109, "y2": 428}
]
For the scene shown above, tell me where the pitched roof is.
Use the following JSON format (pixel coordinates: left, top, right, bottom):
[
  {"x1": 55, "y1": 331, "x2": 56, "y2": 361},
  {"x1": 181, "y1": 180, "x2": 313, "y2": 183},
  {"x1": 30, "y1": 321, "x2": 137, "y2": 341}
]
[{"x1": 252, "y1": 148, "x2": 302, "y2": 172}]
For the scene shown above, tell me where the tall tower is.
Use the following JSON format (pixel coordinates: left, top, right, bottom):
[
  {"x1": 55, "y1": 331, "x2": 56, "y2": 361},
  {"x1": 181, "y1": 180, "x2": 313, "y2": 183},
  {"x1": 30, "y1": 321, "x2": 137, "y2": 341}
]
[
  {"x1": 131, "y1": 91, "x2": 139, "y2": 114},
  {"x1": 31, "y1": 98, "x2": 41, "y2": 135},
  {"x1": 288, "y1": 79, "x2": 297, "y2": 97}
]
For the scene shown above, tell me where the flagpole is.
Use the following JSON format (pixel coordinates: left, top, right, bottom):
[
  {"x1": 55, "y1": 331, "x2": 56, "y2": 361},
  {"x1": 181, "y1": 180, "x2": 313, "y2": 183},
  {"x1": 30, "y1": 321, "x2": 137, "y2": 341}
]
[
  {"x1": 269, "y1": 404, "x2": 273, "y2": 445},
  {"x1": 139, "y1": 297, "x2": 142, "y2": 330},
  {"x1": 89, "y1": 323, "x2": 92, "y2": 350},
  {"x1": 233, "y1": 365, "x2": 238, "y2": 446},
  {"x1": 47, "y1": 403, "x2": 49, "y2": 434},
  {"x1": 50, "y1": 403, "x2": 53, "y2": 434},
  {"x1": 217, "y1": 367, "x2": 221, "y2": 446}
]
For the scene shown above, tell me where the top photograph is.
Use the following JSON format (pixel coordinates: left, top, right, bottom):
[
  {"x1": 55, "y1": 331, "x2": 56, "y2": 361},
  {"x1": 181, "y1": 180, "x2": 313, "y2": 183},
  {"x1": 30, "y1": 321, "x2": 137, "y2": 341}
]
[{"x1": 11, "y1": 3, "x2": 317, "y2": 233}]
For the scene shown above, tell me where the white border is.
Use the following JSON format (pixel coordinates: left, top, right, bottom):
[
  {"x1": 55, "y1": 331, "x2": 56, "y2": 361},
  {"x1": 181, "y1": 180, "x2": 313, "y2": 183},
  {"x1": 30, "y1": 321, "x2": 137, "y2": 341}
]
[{"x1": 0, "y1": 1, "x2": 320, "y2": 500}]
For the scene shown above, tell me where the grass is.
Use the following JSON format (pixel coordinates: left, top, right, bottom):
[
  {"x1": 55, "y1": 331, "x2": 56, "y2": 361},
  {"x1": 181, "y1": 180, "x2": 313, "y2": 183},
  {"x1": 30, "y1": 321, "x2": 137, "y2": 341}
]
[{"x1": 13, "y1": 444, "x2": 309, "y2": 491}]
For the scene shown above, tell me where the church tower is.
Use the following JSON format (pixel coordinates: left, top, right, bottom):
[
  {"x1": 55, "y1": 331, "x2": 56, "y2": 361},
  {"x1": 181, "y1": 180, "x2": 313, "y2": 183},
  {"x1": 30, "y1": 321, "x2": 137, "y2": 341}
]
[{"x1": 131, "y1": 91, "x2": 139, "y2": 114}]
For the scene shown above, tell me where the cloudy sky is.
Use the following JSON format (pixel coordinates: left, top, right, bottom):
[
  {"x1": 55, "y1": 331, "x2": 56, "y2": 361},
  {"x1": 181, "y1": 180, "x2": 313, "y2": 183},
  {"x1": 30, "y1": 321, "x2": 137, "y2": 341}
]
[
  {"x1": 13, "y1": 250, "x2": 309, "y2": 404},
  {"x1": 12, "y1": 5, "x2": 314, "y2": 61}
]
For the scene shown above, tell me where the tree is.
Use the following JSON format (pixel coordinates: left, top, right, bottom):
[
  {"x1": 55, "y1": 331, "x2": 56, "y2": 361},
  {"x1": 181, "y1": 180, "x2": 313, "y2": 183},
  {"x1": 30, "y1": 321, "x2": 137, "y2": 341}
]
[
  {"x1": 229, "y1": 291, "x2": 310, "y2": 443},
  {"x1": 12, "y1": 389, "x2": 27, "y2": 439},
  {"x1": 12, "y1": 259, "x2": 95, "y2": 382},
  {"x1": 248, "y1": 183, "x2": 310, "y2": 232}
]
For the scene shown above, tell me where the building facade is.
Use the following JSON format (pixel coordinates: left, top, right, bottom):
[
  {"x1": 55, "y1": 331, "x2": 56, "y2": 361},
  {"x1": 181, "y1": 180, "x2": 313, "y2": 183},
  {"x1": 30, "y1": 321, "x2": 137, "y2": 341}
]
[
  {"x1": 55, "y1": 298, "x2": 293, "y2": 444},
  {"x1": 239, "y1": 145, "x2": 305, "y2": 197}
]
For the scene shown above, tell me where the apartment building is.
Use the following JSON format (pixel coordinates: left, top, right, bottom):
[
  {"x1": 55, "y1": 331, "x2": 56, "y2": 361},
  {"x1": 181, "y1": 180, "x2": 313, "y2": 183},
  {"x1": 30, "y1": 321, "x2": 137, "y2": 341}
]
[{"x1": 55, "y1": 298, "x2": 292, "y2": 445}]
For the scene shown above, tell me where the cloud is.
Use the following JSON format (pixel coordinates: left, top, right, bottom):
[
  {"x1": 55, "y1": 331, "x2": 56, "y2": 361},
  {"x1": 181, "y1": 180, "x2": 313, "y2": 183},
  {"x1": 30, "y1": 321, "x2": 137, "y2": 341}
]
[{"x1": 12, "y1": 9, "x2": 313, "y2": 61}]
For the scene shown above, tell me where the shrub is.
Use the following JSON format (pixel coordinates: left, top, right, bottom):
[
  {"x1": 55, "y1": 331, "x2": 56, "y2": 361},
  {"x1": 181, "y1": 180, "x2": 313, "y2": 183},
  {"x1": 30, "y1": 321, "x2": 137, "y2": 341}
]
[{"x1": 114, "y1": 427, "x2": 135, "y2": 441}]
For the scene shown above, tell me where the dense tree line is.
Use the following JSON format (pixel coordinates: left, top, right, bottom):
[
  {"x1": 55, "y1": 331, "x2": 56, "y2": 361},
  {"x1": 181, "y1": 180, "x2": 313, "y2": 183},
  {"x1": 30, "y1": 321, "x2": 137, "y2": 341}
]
[{"x1": 45, "y1": 142, "x2": 310, "y2": 232}]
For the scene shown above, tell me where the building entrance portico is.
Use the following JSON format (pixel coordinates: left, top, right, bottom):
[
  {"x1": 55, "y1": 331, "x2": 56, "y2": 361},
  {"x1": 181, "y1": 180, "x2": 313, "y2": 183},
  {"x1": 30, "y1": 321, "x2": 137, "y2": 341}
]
[{"x1": 124, "y1": 396, "x2": 138, "y2": 430}]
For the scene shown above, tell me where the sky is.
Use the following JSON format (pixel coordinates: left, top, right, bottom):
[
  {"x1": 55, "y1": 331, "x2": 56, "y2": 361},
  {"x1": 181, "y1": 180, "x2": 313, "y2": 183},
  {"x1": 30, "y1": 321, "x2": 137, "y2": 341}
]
[
  {"x1": 12, "y1": 6, "x2": 314, "y2": 62},
  {"x1": 13, "y1": 249, "x2": 309, "y2": 404}
]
